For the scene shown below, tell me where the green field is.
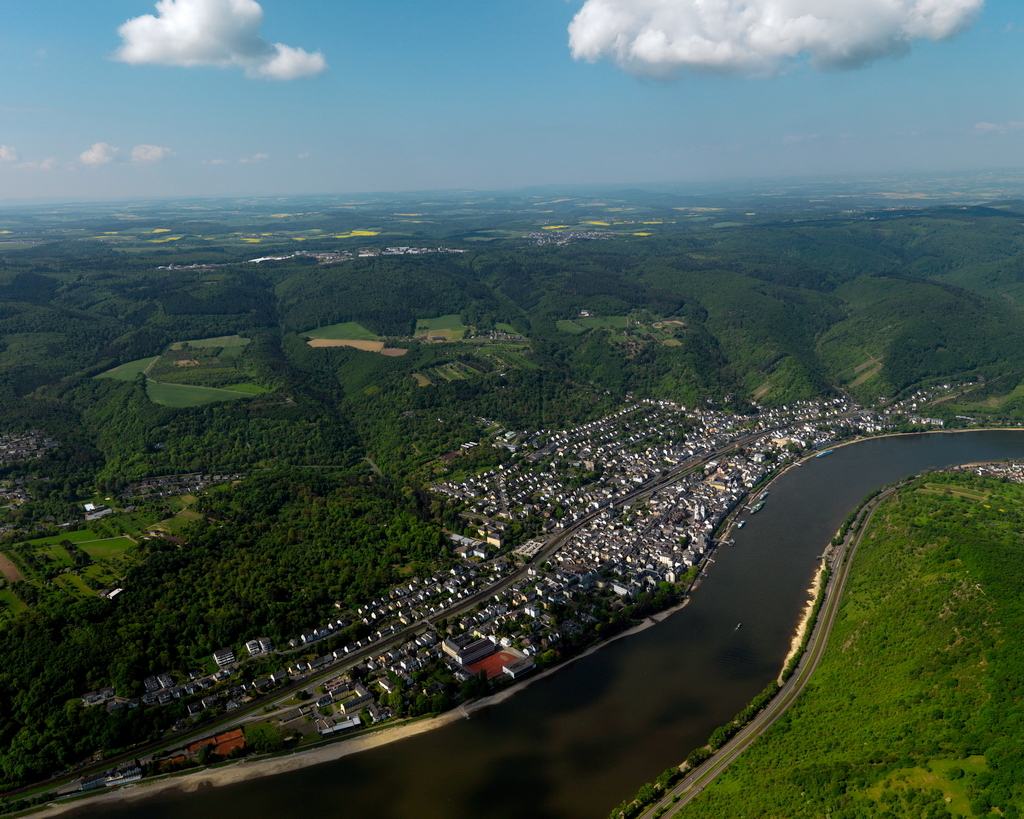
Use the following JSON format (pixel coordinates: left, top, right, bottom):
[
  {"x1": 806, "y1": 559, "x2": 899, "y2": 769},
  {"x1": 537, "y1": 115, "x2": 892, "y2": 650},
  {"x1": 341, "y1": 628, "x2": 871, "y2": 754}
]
[
  {"x1": 579, "y1": 315, "x2": 629, "y2": 329},
  {"x1": 557, "y1": 315, "x2": 629, "y2": 334},
  {"x1": 151, "y1": 508, "x2": 203, "y2": 535},
  {"x1": 32, "y1": 536, "x2": 133, "y2": 563},
  {"x1": 147, "y1": 381, "x2": 252, "y2": 407},
  {"x1": 415, "y1": 314, "x2": 467, "y2": 340},
  {"x1": 36, "y1": 544, "x2": 73, "y2": 567},
  {"x1": 494, "y1": 323, "x2": 519, "y2": 334},
  {"x1": 488, "y1": 348, "x2": 541, "y2": 369},
  {"x1": 170, "y1": 335, "x2": 251, "y2": 350},
  {"x1": 78, "y1": 537, "x2": 135, "y2": 559},
  {"x1": 215, "y1": 347, "x2": 245, "y2": 360},
  {"x1": 0, "y1": 589, "x2": 27, "y2": 614},
  {"x1": 303, "y1": 321, "x2": 380, "y2": 341},
  {"x1": 55, "y1": 574, "x2": 95, "y2": 596},
  {"x1": 219, "y1": 382, "x2": 272, "y2": 394},
  {"x1": 25, "y1": 528, "x2": 112, "y2": 547},
  {"x1": 95, "y1": 356, "x2": 159, "y2": 381}
]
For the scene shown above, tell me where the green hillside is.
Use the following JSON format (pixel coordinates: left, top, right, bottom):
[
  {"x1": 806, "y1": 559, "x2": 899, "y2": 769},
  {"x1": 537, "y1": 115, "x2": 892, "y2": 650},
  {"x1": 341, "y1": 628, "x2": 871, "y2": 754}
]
[{"x1": 679, "y1": 472, "x2": 1024, "y2": 819}]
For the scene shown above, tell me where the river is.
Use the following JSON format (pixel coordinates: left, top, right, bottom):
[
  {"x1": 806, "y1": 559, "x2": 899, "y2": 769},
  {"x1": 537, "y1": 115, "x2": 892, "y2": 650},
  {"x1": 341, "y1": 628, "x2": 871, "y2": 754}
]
[{"x1": 75, "y1": 430, "x2": 1024, "y2": 819}]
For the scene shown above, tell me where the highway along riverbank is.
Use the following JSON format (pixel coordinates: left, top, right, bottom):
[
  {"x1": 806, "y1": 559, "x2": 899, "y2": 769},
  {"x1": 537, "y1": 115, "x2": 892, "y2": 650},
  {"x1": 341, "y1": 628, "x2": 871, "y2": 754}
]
[{"x1": 63, "y1": 430, "x2": 1024, "y2": 819}]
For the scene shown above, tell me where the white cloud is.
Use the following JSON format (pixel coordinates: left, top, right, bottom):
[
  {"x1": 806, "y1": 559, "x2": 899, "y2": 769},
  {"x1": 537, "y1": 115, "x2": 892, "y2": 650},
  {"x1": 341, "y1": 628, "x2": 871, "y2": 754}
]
[
  {"x1": 16, "y1": 157, "x2": 57, "y2": 170},
  {"x1": 568, "y1": 0, "x2": 985, "y2": 77},
  {"x1": 80, "y1": 143, "x2": 119, "y2": 165},
  {"x1": 115, "y1": 0, "x2": 327, "y2": 80},
  {"x1": 239, "y1": 152, "x2": 269, "y2": 163},
  {"x1": 131, "y1": 144, "x2": 175, "y2": 163},
  {"x1": 0, "y1": 146, "x2": 18, "y2": 162},
  {"x1": 973, "y1": 121, "x2": 1024, "y2": 135},
  {"x1": 202, "y1": 158, "x2": 229, "y2": 164}
]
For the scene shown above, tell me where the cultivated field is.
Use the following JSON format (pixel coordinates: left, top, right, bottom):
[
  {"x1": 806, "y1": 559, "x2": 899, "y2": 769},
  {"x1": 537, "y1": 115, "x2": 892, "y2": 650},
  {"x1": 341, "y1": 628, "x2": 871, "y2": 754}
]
[
  {"x1": 414, "y1": 314, "x2": 467, "y2": 340},
  {"x1": 307, "y1": 338, "x2": 386, "y2": 351},
  {"x1": 95, "y1": 356, "x2": 159, "y2": 381},
  {"x1": 0, "y1": 552, "x2": 24, "y2": 582},
  {"x1": 303, "y1": 321, "x2": 380, "y2": 341},
  {"x1": 147, "y1": 381, "x2": 251, "y2": 407},
  {"x1": 171, "y1": 335, "x2": 251, "y2": 350}
]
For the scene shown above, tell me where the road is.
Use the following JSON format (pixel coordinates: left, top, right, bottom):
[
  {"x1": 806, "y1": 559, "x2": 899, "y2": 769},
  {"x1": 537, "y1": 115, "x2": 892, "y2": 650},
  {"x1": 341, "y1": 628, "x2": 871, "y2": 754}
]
[{"x1": 637, "y1": 484, "x2": 896, "y2": 819}]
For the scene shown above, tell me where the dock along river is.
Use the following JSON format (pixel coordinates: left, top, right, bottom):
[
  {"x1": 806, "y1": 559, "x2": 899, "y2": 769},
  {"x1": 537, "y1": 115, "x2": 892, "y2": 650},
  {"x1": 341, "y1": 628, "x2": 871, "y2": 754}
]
[{"x1": 77, "y1": 430, "x2": 1024, "y2": 819}]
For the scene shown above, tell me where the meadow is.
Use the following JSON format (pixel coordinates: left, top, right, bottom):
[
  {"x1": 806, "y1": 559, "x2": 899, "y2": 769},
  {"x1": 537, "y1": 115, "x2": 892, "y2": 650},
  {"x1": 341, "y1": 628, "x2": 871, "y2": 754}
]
[
  {"x1": 415, "y1": 314, "x2": 467, "y2": 340},
  {"x1": 146, "y1": 381, "x2": 252, "y2": 407},
  {"x1": 302, "y1": 321, "x2": 380, "y2": 341},
  {"x1": 95, "y1": 356, "x2": 159, "y2": 381}
]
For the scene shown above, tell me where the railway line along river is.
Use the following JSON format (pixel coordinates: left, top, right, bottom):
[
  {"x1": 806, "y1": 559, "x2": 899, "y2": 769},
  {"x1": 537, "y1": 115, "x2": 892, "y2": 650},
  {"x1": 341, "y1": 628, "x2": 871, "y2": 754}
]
[{"x1": 68, "y1": 430, "x2": 1024, "y2": 819}]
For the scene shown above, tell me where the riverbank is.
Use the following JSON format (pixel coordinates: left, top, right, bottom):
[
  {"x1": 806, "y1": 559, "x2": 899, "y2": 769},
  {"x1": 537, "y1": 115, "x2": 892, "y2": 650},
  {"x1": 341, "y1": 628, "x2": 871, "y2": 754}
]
[
  {"x1": 31, "y1": 598, "x2": 694, "y2": 818},
  {"x1": 777, "y1": 564, "x2": 824, "y2": 683},
  {"x1": 33, "y1": 712, "x2": 466, "y2": 817}
]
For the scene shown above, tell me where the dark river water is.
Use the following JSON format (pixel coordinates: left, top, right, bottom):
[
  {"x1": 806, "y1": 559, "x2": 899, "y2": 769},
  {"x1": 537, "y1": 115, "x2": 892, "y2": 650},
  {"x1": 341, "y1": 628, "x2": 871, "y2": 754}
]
[{"x1": 80, "y1": 430, "x2": 1024, "y2": 819}]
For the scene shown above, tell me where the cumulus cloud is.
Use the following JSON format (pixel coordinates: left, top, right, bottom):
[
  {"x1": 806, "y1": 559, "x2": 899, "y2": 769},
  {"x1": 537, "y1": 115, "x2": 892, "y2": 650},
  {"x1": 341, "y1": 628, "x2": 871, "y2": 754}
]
[
  {"x1": 115, "y1": 0, "x2": 327, "y2": 80},
  {"x1": 80, "y1": 143, "x2": 119, "y2": 165},
  {"x1": 131, "y1": 144, "x2": 175, "y2": 163},
  {"x1": 239, "y1": 152, "x2": 269, "y2": 163},
  {"x1": 0, "y1": 146, "x2": 18, "y2": 162},
  {"x1": 568, "y1": 0, "x2": 985, "y2": 77}
]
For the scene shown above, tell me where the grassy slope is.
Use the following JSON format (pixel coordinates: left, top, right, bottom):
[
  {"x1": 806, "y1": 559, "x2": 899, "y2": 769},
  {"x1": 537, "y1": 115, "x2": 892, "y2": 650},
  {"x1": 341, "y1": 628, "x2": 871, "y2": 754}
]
[
  {"x1": 302, "y1": 321, "x2": 380, "y2": 340},
  {"x1": 95, "y1": 356, "x2": 159, "y2": 381},
  {"x1": 146, "y1": 381, "x2": 251, "y2": 407},
  {"x1": 679, "y1": 473, "x2": 1024, "y2": 819}
]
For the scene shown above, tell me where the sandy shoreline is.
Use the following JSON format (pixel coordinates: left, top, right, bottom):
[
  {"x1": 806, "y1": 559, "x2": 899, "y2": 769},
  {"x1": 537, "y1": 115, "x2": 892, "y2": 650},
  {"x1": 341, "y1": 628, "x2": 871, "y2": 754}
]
[{"x1": 777, "y1": 564, "x2": 824, "y2": 682}]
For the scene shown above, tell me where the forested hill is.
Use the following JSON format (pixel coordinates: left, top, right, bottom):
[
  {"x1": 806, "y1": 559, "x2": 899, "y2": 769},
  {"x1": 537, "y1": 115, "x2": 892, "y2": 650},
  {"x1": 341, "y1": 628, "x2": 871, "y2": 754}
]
[
  {"x1": 3, "y1": 195, "x2": 1024, "y2": 499},
  {"x1": 676, "y1": 471, "x2": 1024, "y2": 819}
]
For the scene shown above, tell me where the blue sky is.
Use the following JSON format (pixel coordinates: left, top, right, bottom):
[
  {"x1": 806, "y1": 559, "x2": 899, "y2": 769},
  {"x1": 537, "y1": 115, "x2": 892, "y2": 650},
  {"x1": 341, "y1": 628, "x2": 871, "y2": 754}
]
[{"x1": 0, "y1": 0, "x2": 1022, "y2": 199}]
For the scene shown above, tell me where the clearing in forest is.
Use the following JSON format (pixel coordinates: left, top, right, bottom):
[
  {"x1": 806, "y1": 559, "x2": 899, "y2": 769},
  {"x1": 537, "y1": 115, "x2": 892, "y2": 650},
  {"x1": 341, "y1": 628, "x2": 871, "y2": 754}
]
[
  {"x1": 303, "y1": 322, "x2": 380, "y2": 341},
  {"x1": 95, "y1": 356, "x2": 160, "y2": 381},
  {"x1": 415, "y1": 315, "x2": 467, "y2": 340},
  {"x1": 146, "y1": 381, "x2": 253, "y2": 407}
]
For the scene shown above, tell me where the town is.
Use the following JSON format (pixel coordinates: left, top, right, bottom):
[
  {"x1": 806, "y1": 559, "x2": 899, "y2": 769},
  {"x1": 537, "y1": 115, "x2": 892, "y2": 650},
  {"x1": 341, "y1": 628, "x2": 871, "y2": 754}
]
[{"x1": 57, "y1": 390, "x2": 964, "y2": 791}]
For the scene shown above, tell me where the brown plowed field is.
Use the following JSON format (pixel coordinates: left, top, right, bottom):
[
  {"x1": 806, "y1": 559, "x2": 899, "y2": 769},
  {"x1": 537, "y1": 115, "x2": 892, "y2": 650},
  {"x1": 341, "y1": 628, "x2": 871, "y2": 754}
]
[
  {"x1": 306, "y1": 338, "x2": 385, "y2": 351},
  {"x1": 0, "y1": 552, "x2": 25, "y2": 582}
]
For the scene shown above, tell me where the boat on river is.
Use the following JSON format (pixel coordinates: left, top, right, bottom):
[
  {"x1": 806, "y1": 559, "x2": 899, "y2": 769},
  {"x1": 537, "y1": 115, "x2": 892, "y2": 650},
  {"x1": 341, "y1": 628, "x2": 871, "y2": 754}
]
[
  {"x1": 750, "y1": 501, "x2": 765, "y2": 513},
  {"x1": 816, "y1": 448, "x2": 835, "y2": 457},
  {"x1": 736, "y1": 520, "x2": 746, "y2": 528}
]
